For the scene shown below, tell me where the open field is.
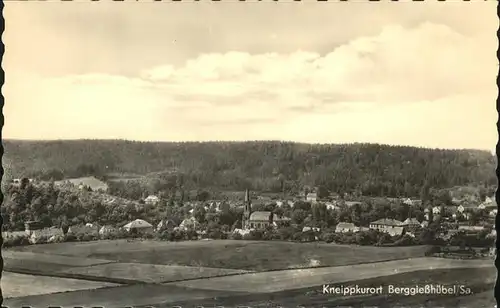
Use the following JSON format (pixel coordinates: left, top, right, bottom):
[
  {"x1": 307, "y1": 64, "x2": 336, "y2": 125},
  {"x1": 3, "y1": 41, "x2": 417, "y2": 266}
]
[
  {"x1": 60, "y1": 263, "x2": 251, "y2": 283},
  {"x1": 4, "y1": 267, "x2": 495, "y2": 308},
  {"x1": 2, "y1": 283, "x2": 245, "y2": 308},
  {"x1": 9, "y1": 239, "x2": 430, "y2": 271},
  {"x1": 166, "y1": 257, "x2": 493, "y2": 292},
  {"x1": 4, "y1": 239, "x2": 493, "y2": 307},
  {"x1": 3, "y1": 250, "x2": 114, "y2": 266},
  {"x1": 152, "y1": 267, "x2": 497, "y2": 308},
  {"x1": 2, "y1": 272, "x2": 119, "y2": 299},
  {"x1": 3, "y1": 250, "x2": 116, "y2": 273}
]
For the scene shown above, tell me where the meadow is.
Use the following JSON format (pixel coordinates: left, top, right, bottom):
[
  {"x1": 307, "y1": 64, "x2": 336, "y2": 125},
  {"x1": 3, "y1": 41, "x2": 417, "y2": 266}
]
[
  {"x1": 156, "y1": 267, "x2": 497, "y2": 308},
  {"x1": 4, "y1": 239, "x2": 493, "y2": 308},
  {"x1": 9, "y1": 239, "x2": 430, "y2": 271}
]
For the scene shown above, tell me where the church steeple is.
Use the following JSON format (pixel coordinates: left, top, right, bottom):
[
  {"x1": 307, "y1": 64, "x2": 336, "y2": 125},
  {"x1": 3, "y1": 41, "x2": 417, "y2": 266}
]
[
  {"x1": 243, "y1": 189, "x2": 252, "y2": 229},
  {"x1": 245, "y1": 189, "x2": 250, "y2": 203}
]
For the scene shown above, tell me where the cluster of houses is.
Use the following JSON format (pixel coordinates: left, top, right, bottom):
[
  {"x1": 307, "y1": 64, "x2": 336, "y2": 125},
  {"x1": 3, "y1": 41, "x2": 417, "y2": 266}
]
[
  {"x1": 8, "y1": 215, "x2": 204, "y2": 244},
  {"x1": 335, "y1": 218, "x2": 426, "y2": 237}
]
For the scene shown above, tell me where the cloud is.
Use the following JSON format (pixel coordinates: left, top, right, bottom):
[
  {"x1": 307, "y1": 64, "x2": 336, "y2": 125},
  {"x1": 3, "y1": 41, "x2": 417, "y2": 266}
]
[
  {"x1": 139, "y1": 22, "x2": 495, "y2": 111},
  {"x1": 4, "y1": 22, "x2": 497, "y2": 150}
]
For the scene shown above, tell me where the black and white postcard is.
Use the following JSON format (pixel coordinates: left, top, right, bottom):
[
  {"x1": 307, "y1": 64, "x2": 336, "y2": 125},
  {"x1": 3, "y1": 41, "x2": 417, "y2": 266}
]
[{"x1": 1, "y1": 1, "x2": 498, "y2": 307}]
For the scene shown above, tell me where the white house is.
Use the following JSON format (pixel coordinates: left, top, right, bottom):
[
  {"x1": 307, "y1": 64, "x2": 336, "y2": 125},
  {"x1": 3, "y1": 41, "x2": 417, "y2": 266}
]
[
  {"x1": 325, "y1": 202, "x2": 340, "y2": 211},
  {"x1": 458, "y1": 225, "x2": 485, "y2": 232},
  {"x1": 432, "y1": 206, "x2": 441, "y2": 215},
  {"x1": 345, "y1": 201, "x2": 363, "y2": 208},
  {"x1": 306, "y1": 193, "x2": 318, "y2": 203},
  {"x1": 401, "y1": 198, "x2": 413, "y2": 206},
  {"x1": 99, "y1": 225, "x2": 117, "y2": 236},
  {"x1": 335, "y1": 222, "x2": 358, "y2": 233},
  {"x1": 479, "y1": 197, "x2": 497, "y2": 210},
  {"x1": 179, "y1": 217, "x2": 201, "y2": 231},
  {"x1": 302, "y1": 226, "x2": 321, "y2": 233},
  {"x1": 490, "y1": 208, "x2": 498, "y2": 217},
  {"x1": 369, "y1": 219, "x2": 405, "y2": 236},
  {"x1": 123, "y1": 219, "x2": 154, "y2": 234},
  {"x1": 144, "y1": 195, "x2": 160, "y2": 205}
]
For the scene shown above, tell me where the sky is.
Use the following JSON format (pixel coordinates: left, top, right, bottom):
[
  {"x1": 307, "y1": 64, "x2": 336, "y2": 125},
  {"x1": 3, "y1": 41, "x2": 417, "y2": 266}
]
[{"x1": 3, "y1": 1, "x2": 498, "y2": 152}]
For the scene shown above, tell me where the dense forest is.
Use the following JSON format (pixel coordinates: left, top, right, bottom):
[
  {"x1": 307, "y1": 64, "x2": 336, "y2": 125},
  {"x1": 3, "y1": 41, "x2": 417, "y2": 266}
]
[{"x1": 3, "y1": 140, "x2": 497, "y2": 197}]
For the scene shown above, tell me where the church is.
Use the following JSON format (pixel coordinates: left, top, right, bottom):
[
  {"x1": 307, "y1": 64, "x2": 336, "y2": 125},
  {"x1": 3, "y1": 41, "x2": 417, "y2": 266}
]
[{"x1": 242, "y1": 189, "x2": 290, "y2": 230}]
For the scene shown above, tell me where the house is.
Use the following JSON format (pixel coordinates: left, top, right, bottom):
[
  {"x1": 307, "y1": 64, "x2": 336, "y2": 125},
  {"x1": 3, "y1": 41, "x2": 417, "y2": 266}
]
[
  {"x1": 325, "y1": 202, "x2": 340, "y2": 211},
  {"x1": 345, "y1": 201, "x2": 363, "y2": 208},
  {"x1": 401, "y1": 218, "x2": 421, "y2": 227},
  {"x1": 490, "y1": 209, "x2": 498, "y2": 217},
  {"x1": 302, "y1": 226, "x2": 321, "y2": 233},
  {"x1": 24, "y1": 223, "x2": 64, "y2": 244},
  {"x1": 432, "y1": 206, "x2": 441, "y2": 215},
  {"x1": 179, "y1": 217, "x2": 200, "y2": 231},
  {"x1": 99, "y1": 225, "x2": 117, "y2": 236},
  {"x1": 54, "y1": 176, "x2": 109, "y2": 192},
  {"x1": 306, "y1": 193, "x2": 318, "y2": 203},
  {"x1": 246, "y1": 211, "x2": 290, "y2": 229},
  {"x1": 458, "y1": 225, "x2": 485, "y2": 232},
  {"x1": 144, "y1": 195, "x2": 160, "y2": 205},
  {"x1": 400, "y1": 218, "x2": 421, "y2": 232},
  {"x1": 68, "y1": 224, "x2": 100, "y2": 236},
  {"x1": 401, "y1": 198, "x2": 415, "y2": 206},
  {"x1": 335, "y1": 222, "x2": 358, "y2": 233},
  {"x1": 24, "y1": 220, "x2": 43, "y2": 236},
  {"x1": 233, "y1": 228, "x2": 251, "y2": 236},
  {"x1": 242, "y1": 189, "x2": 290, "y2": 229},
  {"x1": 453, "y1": 207, "x2": 472, "y2": 220},
  {"x1": 478, "y1": 197, "x2": 497, "y2": 210},
  {"x1": 387, "y1": 227, "x2": 405, "y2": 237},
  {"x1": 369, "y1": 219, "x2": 403, "y2": 233},
  {"x1": 123, "y1": 219, "x2": 154, "y2": 234}
]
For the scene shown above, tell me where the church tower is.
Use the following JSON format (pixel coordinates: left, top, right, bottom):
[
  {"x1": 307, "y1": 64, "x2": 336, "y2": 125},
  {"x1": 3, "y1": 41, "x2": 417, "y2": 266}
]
[{"x1": 243, "y1": 189, "x2": 252, "y2": 229}]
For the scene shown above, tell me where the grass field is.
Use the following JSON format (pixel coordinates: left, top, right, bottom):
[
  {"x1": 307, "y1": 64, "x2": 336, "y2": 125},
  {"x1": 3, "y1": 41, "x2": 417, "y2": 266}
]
[
  {"x1": 10, "y1": 239, "x2": 430, "y2": 271},
  {"x1": 2, "y1": 272, "x2": 119, "y2": 299},
  {"x1": 4, "y1": 267, "x2": 494, "y2": 308},
  {"x1": 167, "y1": 257, "x2": 492, "y2": 292},
  {"x1": 60, "y1": 263, "x2": 250, "y2": 283},
  {"x1": 154, "y1": 267, "x2": 497, "y2": 308},
  {"x1": 4, "y1": 239, "x2": 493, "y2": 307}
]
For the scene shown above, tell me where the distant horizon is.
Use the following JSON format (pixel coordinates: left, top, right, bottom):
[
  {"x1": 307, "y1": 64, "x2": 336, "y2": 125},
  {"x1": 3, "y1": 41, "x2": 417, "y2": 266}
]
[
  {"x1": 3, "y1": 2, "x2": 497, "y2": 153},
  {"x1": 3, "y1": 138, "x2": 495, "y2": 153}
]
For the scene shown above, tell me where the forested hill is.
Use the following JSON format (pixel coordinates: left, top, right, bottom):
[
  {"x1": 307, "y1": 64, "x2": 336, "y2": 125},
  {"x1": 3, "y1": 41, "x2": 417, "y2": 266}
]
[{"x1": 2, "y1": 139, "x2": 497, "y2": 197}]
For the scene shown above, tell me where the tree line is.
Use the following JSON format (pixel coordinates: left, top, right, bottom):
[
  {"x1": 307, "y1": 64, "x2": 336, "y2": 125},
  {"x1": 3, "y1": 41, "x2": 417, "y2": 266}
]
[{"x1": 3, "y1": 140, "x2": 496, "y2": 198}]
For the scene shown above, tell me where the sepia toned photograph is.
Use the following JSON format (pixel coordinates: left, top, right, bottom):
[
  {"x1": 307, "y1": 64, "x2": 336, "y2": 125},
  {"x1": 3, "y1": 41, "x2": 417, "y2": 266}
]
[{"x1": 1, "y1": 1, "x2": 498, "y2": 307}]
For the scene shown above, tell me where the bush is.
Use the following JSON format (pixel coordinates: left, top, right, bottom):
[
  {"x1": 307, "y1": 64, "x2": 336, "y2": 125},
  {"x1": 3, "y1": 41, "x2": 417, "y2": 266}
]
[
  {"x1": 185, "y1": 230, "x2": 198, "y2": 240},
  {"x1": 64, "y1": 234, "x2": 77, "y2": 242},
  {"x1": 393, "y1": 234, "x2": 416, "y2": 246},
  {"x1": 243, "y1": 229, "x2": 264, "y2": 240},
  {"x1": 321, "y1": 232, "x2": 335, "y2": 243},
  {"x1": 208, "y1": 229, "x2": 227, "y2": 240},
  {"x1": 3, "y1": 234, "x2": 30, "y2": 247},
  {"x1": 230, "y1": 232, "x2": 243, "y2": 240},
  {"x1": 277, "y1": 227, "x2": 296, "y2": 241}
]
